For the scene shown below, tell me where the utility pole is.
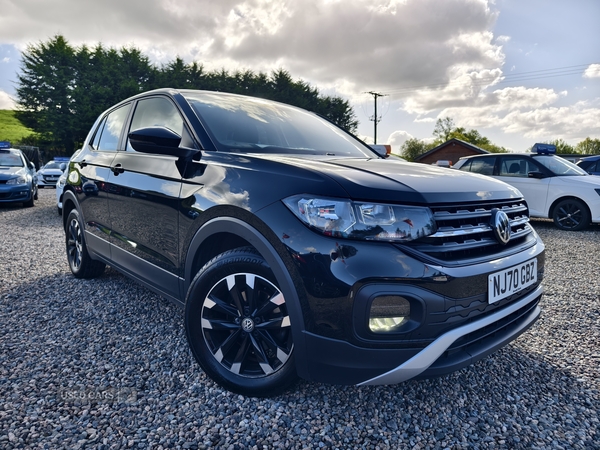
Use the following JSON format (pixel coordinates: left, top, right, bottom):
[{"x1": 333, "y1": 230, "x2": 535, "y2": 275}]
[{"x1": 367, "y1": 91, "x2": 387, "y2": 144}]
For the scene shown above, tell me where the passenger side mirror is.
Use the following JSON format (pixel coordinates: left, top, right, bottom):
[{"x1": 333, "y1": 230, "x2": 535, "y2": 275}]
[
  {"x1": 60, "y1": 163, "x2": 67, "y2": 171},
  {"x1": 527, "y1": 171, "x2": 546, "y2": 179},
  {"x1": 128, "y1": 126, "x2": 200, "y2": 160}
]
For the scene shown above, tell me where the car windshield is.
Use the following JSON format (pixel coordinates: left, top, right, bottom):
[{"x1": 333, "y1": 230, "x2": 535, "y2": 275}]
[
  {"x1": 0, "y1": 153, "x2": 23, "y2": 167},
  {"x1": 534, "y1": 155, "x2": 588, "y2": 176},
  {"x1": 182, "y1": 91, "x2": 374, "y2": 158},
  {"x1": 43, "y1": 162, "x2": 62, "y2": 170}
]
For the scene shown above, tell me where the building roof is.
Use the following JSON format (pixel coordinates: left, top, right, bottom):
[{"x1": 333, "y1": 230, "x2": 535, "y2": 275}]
[{"x1": 414, "y1": 138, "x2": 489, "y2": 162}]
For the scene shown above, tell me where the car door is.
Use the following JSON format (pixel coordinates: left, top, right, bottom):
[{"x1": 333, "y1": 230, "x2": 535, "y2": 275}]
[
  {"x1": 74, "y1": 103, "x2": 131, "y2": 258},
  {"x1": 495, "y1": 156, "x2": 551, "y2": 218},
  {"x1": 104, "y1": 95, "x2": 193, "y2": 301}
]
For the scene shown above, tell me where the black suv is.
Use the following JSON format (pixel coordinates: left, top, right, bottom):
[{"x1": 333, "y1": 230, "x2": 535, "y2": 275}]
[{"x1": 62, "y1": 89, "x2": 545, "y2": 396}]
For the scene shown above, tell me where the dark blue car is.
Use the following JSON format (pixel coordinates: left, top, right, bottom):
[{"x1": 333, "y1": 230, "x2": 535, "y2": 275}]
[
  {"x1": 576, "y1": 155, "x2": 600, "y2": 175},
  {"x1": 0, "y1": 148, "x2": 38, "y2": 207}
]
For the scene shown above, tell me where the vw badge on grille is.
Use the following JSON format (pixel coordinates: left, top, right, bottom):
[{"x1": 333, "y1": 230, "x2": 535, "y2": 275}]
[{"x1": 491, "y1": 209, "x2": 511, "y2": 245}]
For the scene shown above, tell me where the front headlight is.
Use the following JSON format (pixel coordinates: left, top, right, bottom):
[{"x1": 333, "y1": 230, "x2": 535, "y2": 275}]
[
  {"x1": 57, "y1": 176, "x2": 67, "y2": 188},
  {"x1": 6, "y1": 176, "x2": 27, "y2": 185},
  {"x1": 283, "y1": 195, "x2": 437, "y2": 242}
]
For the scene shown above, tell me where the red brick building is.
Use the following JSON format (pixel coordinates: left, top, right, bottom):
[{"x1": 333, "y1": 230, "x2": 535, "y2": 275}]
[{"x1": 415, "y1": 138, "x2": 489, "y2": 166}]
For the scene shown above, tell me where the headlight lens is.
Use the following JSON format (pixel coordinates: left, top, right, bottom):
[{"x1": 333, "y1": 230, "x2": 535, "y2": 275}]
[
  {"x1": 6, "y1": 176, "x2": 27, "y2": 185},
  {"x1": 283, "y1": 195, "x2": 436, "y2": 242},
  {"x1": 57, "y1": 176, "x2": 67, "y2": 188}
]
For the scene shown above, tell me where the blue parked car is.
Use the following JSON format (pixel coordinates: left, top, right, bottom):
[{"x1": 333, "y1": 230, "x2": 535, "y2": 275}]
[
  {"x1": 576, "y1": 155, "x2": 600, "y2": 175},
  {"x1": 0, "y1": 147, "x2": 38, "y2": 207}
]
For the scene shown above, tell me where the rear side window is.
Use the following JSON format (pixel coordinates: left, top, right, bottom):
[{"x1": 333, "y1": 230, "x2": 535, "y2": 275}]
[{"x1": 91, "y1": 104, "x2": 131, "y2": 152}]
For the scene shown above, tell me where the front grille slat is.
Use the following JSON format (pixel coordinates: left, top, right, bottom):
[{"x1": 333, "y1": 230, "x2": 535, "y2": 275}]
[{"x1": 408, "y1": 199, "x2": 533, "y2": 262}]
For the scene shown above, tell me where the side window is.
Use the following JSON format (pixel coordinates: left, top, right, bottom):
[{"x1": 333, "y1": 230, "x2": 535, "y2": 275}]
[
  {"x1": 464, "y1": 157, "x2": 496, "y2": 176},
  {"x1": 499, "y1": 157, "x2": 534, "y2": 177},
  {"x1": 127, "y1": 97, "x2": 184, "y2": 152},
  {"x1": 93, "y1": 104, "x2": 131, "y2": 152}
]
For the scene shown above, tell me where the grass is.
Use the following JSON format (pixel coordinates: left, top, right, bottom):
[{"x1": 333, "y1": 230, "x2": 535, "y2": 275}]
[{"x1": 0, "y1": 110, "x2": 37, "y2": 144}]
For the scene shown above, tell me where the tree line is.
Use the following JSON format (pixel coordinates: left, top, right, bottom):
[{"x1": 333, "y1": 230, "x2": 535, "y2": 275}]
[
  {"x1": 14, "y1": 35, "x2": 358, "y2": 154},
  {"x1": 400, "y1": 117, "x2": 600, "y2": 161}
]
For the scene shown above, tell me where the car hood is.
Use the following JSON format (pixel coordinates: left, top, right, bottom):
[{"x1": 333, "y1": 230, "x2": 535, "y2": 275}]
[
  {"x1": 269, "y1": 156, "x2": 523, "y2": 204},
  {"x1": 556, "y1": 174, "x2": 600, "y2": 187},
  {"x1": 39, "y1": 168, "x2": 64, "y2": 175},
  {"x1": 0, "y1": 166, "x2": 28, "y2": 180}
]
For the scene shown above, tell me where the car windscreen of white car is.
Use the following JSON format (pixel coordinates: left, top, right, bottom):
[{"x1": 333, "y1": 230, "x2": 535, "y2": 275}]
[
  {"x1": 534, "y1": 155, "x2": 588, "y2": 176},
  {"x1": 43, "y1": 162, "x2": 62, "y2": 170}
]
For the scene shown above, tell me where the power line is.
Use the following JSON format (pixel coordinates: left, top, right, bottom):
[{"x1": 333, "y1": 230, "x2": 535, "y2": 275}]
[{"x1": 378, "y1": 63, "x2": 598, "y2": 97}]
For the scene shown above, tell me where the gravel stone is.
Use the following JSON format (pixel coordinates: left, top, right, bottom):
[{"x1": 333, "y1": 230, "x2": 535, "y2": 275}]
[{"x1": 0, "y1": 189, "x2": 599, "y2": 449}]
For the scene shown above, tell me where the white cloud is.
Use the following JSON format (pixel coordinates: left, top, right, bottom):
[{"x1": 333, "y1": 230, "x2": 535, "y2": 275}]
[
  {"x1": 387, "y1": 130, "x2": 413, "y2": 152},
  {"x1": 0, "y1": 90, "x2": 15, "y2": 109},
  {"x1": 1, "y1": 57, "x2": 9, "y2": 64},
  {"x1": 583, "y1": 64, "x2": 600, "y2": 79}
]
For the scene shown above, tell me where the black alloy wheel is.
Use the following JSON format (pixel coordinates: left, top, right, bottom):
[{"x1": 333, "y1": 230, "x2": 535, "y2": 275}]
[
  {"x1": 66, "y1": 209, "x2": 106, "y2": 278},
  {"x1": 552, "y1": 198, "x2": 590, "y2": 231},
  {"x1": 185, "y1": 247, "x2": 296, "y2": 397}
]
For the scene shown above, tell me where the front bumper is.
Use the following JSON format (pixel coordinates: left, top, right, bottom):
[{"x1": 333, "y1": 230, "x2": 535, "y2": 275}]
[
  {"x1": 0, "y1": 185, "x2": 33, "y2": 203},
  {"x1": 256, "y1": 201, "x2": 545, "y2": 385}
]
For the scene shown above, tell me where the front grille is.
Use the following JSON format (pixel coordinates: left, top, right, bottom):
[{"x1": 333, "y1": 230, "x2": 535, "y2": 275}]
[{"x1": 407, "y1": 198, "x2": 533, "y2": 262}]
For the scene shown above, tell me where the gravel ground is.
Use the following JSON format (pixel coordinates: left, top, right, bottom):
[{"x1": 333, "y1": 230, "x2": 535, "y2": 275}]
[{"x1": 0, "y1": 189, "x2": 598, "y2": 449}]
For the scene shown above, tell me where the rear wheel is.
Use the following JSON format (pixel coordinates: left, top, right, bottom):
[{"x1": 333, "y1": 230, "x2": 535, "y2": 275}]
[
  {"x1": 66, "y1": 209, "x2": 106, "y2": 278},
  {"x1": 185, "y1": 247, "x2": 296, "y2": 397},
  {"x1": 552, "y1": 199, "x2": 589, "y2": 231}
]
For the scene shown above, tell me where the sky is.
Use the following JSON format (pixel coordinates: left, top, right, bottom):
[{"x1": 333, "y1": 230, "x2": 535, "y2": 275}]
[{"x1": 0, "y1": 0, "x2": 599, "y2": 152}]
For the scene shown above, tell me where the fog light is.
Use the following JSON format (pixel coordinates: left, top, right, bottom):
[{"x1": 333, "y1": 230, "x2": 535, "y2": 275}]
[{"x1": 368, "y1": 296, "x2": 410, "y2": 333}]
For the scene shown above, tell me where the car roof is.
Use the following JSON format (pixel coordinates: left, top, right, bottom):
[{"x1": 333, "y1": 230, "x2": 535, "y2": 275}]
[{"x1": 459, "y1": 152, "x2": 558, "y2": 160}]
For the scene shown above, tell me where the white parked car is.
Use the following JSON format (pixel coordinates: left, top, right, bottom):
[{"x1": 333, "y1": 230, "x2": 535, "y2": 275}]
[
  {"x1": 56, "y1": 151, "x2": 80, "y2": 215},
  {"x1": 37, "y1": 161, "x2": 66, "y2": 188},
  {"x1": 453, "y1": 144, "x2": 600, "y2": 230}
]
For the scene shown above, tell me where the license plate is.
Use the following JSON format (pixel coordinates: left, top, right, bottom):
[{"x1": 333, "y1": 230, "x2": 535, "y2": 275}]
[{"x1": 488, "y1": 258, "x2": 537, "y2": 304}]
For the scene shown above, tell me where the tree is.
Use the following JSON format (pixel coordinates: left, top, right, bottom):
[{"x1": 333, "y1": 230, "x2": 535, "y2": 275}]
[
  {"x1": 400, "y1": 138, "x2": 433, "y2": 161},
  {"x1": 431, "y1": 117, "x2": 507, "y2": 153},
  {"x1": 432, "y1": 117, "x2": 455, "y2": 142},
  {"x1": 15, "y1": 36, "x2": 359, "y2": 152},
  {"x1": 575, "y1": 137, "x2": 600, "y2": 155},
  {"x1": 545, "y1": 139, "x2": 575, "y2": 154},
  {"x1": 15, "y1": 35, "x2": 78, "y2": 153}
]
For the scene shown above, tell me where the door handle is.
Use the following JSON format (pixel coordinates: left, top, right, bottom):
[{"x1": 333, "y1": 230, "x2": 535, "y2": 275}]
[{"x1": 111, "y1": 164, "x2": 125, "y2": 175}]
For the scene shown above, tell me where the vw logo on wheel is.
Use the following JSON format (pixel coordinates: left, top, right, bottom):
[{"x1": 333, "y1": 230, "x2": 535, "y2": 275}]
[
  {"x1": 241, "y1": 317, "x2": 255, "y2": 332},
  {"x1": 491, "y1": 209, "x2": 511, "y2": 245}
]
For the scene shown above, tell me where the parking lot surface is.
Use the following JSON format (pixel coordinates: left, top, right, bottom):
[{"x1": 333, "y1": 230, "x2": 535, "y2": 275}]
[{"x1": 1, "y1": 189, "x2": 598, "y2": 449}]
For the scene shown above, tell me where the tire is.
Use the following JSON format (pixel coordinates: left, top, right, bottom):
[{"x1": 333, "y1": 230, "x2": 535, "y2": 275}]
[
  {"x1": 552, "y1": 198, "x2": 590, "y2": 231},
  {"x1": 33, "y1": 187, "x2": 38, "y2": 200},
  {"x1": 66, "y1": 209, "x2": 106, "y2": 278},
  {"x1": 57, "y1": 206, "x2": 62, "y2": 216},
  {"x1": 185, "y1": 247, "x2": 297, "y2": 397}
]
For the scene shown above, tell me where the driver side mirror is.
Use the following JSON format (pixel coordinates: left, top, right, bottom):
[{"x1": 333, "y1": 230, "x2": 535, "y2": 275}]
[{"x1": 128, "y1": 126, "x2": 201, "y2": 160}]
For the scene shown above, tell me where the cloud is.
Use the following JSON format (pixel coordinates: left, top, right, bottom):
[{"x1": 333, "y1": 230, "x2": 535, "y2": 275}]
[
  {"x1": 0, "y1": 89, "x2": 16, "y2": 109},
  {"x1": 0, "y1": 0, "x2": 501, "y2": 93},
  {"x1": 387, "y1": 130, "x2": 413, "y2": 152},
  {"x1": 583, "y1": 64, "x2": 600, "y2": 79}
]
